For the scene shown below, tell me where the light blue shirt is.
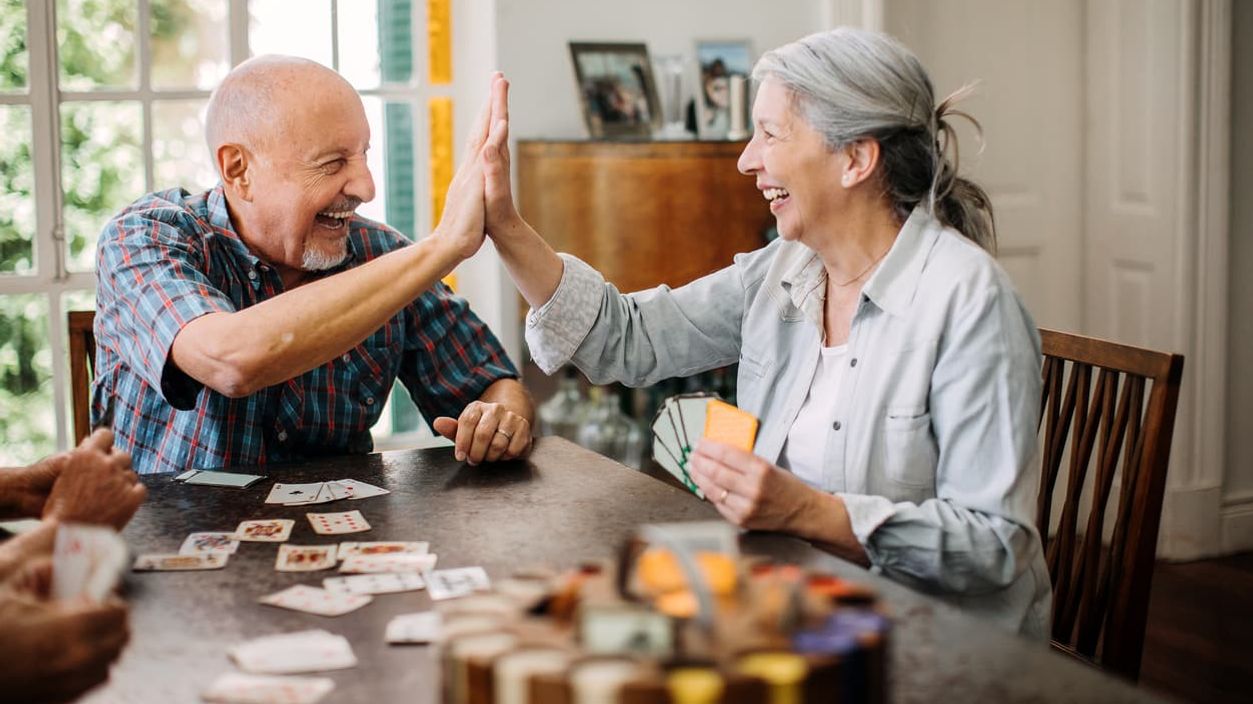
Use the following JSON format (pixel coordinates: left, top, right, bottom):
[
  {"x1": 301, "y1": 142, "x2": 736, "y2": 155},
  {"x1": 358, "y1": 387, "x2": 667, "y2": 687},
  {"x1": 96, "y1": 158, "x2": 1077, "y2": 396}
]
[{"x1": 525, "y1": 207, "x2": 1051, "y2": 638}]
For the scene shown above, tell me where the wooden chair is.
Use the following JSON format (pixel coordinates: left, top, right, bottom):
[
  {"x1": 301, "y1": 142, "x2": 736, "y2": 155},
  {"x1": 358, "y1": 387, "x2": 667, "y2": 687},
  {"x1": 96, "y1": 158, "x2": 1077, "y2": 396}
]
[
  {"x1": 1037, "y1": 328, "x2": 1184, "y2": 681},
  {"x1": 68, "y1": 310, "x2": 96, "y2": 445}
]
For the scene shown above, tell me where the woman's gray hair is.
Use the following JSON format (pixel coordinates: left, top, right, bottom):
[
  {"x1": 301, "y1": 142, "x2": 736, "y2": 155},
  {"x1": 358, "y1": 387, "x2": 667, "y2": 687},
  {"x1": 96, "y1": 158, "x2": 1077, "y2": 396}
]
[{"x1": 753, "y1": 27, "x2": 995, "y2": 251}]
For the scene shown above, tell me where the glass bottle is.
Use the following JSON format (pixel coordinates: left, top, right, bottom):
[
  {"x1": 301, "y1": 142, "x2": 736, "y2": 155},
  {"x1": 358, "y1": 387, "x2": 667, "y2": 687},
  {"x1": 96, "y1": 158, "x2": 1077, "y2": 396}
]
[
  {"x1": 538, "y1": 367, "x2": 586, "y2": 442},
  {"x1": 577, "y1": 386, "x2": 643, "y2": 467}
]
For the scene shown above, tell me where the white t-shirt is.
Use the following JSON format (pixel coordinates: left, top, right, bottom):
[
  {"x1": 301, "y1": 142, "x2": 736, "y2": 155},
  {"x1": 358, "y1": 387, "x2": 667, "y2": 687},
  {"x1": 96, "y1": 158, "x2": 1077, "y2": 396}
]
[{"x1": 779, "y1": 343, "x2": 848, "y2": 486}]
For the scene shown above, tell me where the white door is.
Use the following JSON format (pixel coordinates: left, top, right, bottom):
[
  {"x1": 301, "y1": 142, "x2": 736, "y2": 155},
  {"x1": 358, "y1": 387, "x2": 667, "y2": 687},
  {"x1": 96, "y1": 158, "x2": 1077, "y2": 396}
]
[{"x1": 882, "y1": 0, "x2": 1085, "y2": 332}]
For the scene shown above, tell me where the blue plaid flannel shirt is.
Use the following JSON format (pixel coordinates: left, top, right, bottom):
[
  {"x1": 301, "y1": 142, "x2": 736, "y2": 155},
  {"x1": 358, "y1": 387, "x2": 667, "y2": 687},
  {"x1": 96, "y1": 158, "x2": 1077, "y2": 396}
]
[{"x1": 92, "y1": 185, "x2": 518, "y2": 475}]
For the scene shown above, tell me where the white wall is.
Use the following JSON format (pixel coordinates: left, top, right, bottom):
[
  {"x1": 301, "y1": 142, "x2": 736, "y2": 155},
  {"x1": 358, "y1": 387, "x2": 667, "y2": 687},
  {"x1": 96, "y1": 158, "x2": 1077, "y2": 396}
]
[
  {"x1": 495, "y1": 0, "x2": 825, "y2": 140},
  {"x1": 1223, "y1": 0, "x2": 1253, "y2": 544}
]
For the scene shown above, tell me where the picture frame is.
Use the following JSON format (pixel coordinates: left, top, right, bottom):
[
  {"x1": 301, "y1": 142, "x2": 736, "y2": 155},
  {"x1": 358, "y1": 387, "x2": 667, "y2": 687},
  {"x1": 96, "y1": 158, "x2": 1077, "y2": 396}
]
[
  {"x1": 694, "y1": 39, "x2": 754, "y2": 140},
  {"x1": 569, "y1": 42, "x2": 661, "y2": 139}
]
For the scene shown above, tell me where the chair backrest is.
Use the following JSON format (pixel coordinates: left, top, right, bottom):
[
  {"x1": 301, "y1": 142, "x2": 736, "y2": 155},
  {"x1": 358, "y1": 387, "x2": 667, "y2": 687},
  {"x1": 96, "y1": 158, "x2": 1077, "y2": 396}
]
[
  {"x1": 68, "y1": 310, "x2": 96, "y2": 445},
  {"x1": 1037, "y1": 328, "x2": 1184, "y2": 680}
]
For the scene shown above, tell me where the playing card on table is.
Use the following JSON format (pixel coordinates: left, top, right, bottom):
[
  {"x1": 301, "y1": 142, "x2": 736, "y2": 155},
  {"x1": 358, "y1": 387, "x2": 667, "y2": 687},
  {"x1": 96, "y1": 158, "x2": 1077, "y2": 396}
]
[
  {"x1": 338, "y1": 553, "x2": 437, "y2": 574},
  {"x1": 336, "y1": 541, "x2": 428, "y2": 560},
  {"x1": 132, "y1": 553, "x2": 228, "y2": 571},
  {"x1": 202, "y1": 672, "x2": 334, "y2": 704},
  {"x1": 323, "y1": 572, "x2": 425, "y2": 595},
  {"x1": 259, "y1": 585, "x2": 372, "y2": 617},
  {"x1": 52, "y1": 523, "x2": 128, "y2": 602},
  {"x1": 323, "y1": 481, "x2": 351, "y2": 501},
  {"x1": 306, "y1": 510, "x2": 370, "y2": 535},
  {"x1": 275, "y1": 545, "x2": 337, "y2": 572},
  {"x1": 265, "y1": 482, "x2": 326, "y2": 506},
  {"x1": 426, "y1": 567, "x2": 491, "y2": 601},
  {"x1": 334, "y1": 478, "x2": 390, "y2": 500},
  {"x1": 385, "y1": 611, "x2": 443, "y2": 644},
  {"x1": 236, "y1": 519, "x2": 294, "y2": 543},
  {"x1": 179, "y1": 532, "x2": 241, "y2": 555},
  {"x1": 229, "y1": 629, "x2": 357, "y2": 674}
]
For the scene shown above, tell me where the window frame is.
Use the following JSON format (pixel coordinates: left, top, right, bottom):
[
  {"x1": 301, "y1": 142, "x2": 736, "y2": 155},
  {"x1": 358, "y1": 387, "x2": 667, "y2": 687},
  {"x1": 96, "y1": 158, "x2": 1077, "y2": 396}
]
[{"x1": 0, "y1": 0, "x2": 439, "y2": 455}]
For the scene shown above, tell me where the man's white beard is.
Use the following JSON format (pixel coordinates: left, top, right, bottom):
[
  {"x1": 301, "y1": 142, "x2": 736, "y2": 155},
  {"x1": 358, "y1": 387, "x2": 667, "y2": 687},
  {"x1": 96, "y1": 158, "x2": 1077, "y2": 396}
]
[{"x1": 302, "y1": 240, "x2": 349, "y2": 271}]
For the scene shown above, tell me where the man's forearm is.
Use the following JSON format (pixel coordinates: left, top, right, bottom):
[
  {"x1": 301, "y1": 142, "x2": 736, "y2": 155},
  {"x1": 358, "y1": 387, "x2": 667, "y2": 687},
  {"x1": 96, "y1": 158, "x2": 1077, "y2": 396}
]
[
  {"x1": 172, "y1": 235, "x2": 464, "y2": 397},
  {"x1": 477, "y1": 378, "x2": 534, "y2": 427}
]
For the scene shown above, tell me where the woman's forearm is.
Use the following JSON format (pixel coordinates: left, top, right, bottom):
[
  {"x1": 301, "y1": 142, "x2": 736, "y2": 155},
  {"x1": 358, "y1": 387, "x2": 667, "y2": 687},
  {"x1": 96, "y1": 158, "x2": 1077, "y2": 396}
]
[
  {"x1": 490, "y1": 216, "x2": 565, "y2": 310},
  {"x1": 794, "y1": 491, "x2": 871, "y2": 567}
]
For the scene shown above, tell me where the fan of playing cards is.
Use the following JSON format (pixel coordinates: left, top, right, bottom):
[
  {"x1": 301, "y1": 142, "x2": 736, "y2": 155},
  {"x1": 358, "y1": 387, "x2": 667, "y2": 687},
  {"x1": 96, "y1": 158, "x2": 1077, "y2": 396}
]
[{"x1": 651, "y1": 394, "x2": 760, "y2": 499}]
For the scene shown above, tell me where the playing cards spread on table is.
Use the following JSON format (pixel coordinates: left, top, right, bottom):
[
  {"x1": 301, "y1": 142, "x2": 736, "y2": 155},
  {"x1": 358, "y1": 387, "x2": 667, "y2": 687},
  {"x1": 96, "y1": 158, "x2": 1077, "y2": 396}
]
[
  {"x1": 259, "y1": 585, "x2": 372, "y2": 617},
  {"x1": 323, "y1": 572, "x2": 425, "y2": 595},
  {"x1": 275, "y1": 544, "x2": 338, "y2": 572},
  {"x1": 202, "y1": 672, "x2": 334, "y2": 704},
  {"x1": 426, "y1": 567, "x2": 491, "y2": 601},
  {"x1": 338, "y1": 553, "x2": 437, "y2": 574},
  {"x1": 228, "y1": 629, "x2": 357, "y2": 675},
  {"x1": 385, "y1": 611, "x2": 443, "y2": 644},
  {"x1": 235, "y1": 519, "x2": 294, "y2": 543},
  {"x1": 52, "y1": 523, "x2": 128, "y2": 602},
  {"x1": 336, "y1": 541, "x2": 428, "y2": 559},
  {"x1": 306, "y1": 510, "x2": 370, "y2": 535},
  {"x1": 179, "y1": 532, "x2": 241, "y2": 555},
  {"x1": 133, "y1": 553, "x2": 228, "y2": 571},
  {"x1": 265, "y1": 479, "x2": 389, "y2": 507}
]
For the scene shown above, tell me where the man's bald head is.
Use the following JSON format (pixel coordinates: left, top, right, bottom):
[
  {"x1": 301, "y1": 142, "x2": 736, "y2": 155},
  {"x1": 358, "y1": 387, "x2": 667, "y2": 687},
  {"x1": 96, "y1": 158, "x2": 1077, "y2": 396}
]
[{"x1": 205, "y1": 55, "x2": 360, "y2": 163}]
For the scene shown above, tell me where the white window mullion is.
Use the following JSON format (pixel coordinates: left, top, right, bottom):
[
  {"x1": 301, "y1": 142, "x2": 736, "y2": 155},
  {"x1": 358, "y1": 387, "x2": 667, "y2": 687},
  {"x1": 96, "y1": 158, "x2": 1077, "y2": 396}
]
[
  {"x1": 228, "y1": 0, "x2": 251, "y2": 66},
  {"x1": 330, "y1": 0, "x2": 341, "y2": 72},
  {"x1": 137, "y1": 0, "x2": 155, "y2": 192}
]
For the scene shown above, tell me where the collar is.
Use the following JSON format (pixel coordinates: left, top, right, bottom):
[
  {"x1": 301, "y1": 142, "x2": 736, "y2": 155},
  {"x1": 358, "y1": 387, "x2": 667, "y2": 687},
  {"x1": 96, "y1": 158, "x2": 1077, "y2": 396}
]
[{"x1": 859, "y1": 206, "x2": 938, "y2": 318}]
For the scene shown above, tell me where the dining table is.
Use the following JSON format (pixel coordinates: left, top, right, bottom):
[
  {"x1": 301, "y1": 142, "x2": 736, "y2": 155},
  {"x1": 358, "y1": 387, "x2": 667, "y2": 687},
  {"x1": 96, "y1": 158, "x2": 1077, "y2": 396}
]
[{"x1": 79, "y1": 436, "x2": 1167, "y2": 703}]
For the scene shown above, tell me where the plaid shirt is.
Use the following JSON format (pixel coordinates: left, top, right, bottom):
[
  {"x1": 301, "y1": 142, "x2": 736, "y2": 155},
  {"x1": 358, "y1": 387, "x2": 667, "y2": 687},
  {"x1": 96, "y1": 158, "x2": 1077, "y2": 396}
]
[{"x1": 93, "y1": 185, "x2": 518, "y2": 475}]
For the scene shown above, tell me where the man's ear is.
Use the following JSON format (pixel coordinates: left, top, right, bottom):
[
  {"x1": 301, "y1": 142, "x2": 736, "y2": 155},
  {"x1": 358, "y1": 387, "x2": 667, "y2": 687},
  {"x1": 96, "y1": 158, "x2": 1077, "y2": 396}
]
[
  {"x1": 216, "y1": 144, "x2": 253, "y2": 201},
  {"x1": 841, "y1": 138, "x2": 881, "y2": 189}
]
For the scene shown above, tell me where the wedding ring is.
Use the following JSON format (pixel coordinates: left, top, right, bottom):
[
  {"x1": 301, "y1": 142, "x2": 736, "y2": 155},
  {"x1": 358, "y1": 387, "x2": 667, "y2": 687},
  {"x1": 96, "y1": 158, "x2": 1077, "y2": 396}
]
[
  {"x1": 719, "y1": 488, "x2": 730, "y2": 503},
  {"x1": 495, "y1": 429, "x2": 513, "y2": 440}
]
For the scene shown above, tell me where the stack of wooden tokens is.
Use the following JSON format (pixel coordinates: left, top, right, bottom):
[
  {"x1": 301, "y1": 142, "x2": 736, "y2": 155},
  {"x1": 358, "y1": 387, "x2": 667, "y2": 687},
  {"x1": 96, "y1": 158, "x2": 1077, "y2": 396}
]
[{"x1": 435, "y1": 540, "x2": 889, "y2": 704}]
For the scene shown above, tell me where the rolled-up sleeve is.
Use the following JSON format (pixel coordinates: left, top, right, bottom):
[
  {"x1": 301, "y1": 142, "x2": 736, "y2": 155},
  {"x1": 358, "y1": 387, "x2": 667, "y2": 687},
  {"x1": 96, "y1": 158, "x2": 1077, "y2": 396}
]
[
  {"x1": 525, "y1": 252, "x2": 757, "y2": 387},
  {"x1": 95, "y1": 211, "x2": 236, "y2": 410},
  {"x1": 840, "y1": 285, "x2": 1043, "y2": 595}
]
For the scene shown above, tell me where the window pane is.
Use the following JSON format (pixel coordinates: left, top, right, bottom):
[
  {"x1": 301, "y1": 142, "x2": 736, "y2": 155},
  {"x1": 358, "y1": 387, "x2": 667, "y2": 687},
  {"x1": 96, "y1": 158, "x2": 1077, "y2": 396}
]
[
  {"x1": 153, "y1": 99, "x2": 216, "y2": 191},
  {"x1": 150, "y1": 0, "x2": 229, "y2": 90},
  {"x1": 249, "y1": 0, "x2": 333, "y2": 68},
  {"x1": 61, "y1": 101, "x2": 144, "y2": 272},
  {"x1": 337, "y1": 0, "x2": 381, "y2": 88},
  {"x1": 0, "y1": 0, "x2": 28, "y2": 90},
  {"x1": 0, "y1": 294, "x2": 54, "y2": 465},
  {"x1": 0, "y1": 105, "x2": 34, "y2": 274},
  {"x1": 360, "y1": 97, "x2": 416, "y2": 238},
  {"x1": 57, "y1": 0, "x2": 138, "y2": 90}
]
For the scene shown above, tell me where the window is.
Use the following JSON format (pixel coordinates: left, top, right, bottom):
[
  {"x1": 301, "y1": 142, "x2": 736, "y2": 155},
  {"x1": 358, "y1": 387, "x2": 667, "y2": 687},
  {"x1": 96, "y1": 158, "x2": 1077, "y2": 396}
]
[{"x1": 0, "y1": 0, "x2": 441, "y2": 464}]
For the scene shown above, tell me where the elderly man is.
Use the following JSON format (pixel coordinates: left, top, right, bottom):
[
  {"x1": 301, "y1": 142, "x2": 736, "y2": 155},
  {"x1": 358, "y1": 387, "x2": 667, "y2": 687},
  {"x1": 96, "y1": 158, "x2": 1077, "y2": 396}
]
[
  {"x1": 0, "y1": 428, "x2": 145, "y2": 702},
  {"x1": 92, "y1": 56, "x2": 533, "y2": 475}
]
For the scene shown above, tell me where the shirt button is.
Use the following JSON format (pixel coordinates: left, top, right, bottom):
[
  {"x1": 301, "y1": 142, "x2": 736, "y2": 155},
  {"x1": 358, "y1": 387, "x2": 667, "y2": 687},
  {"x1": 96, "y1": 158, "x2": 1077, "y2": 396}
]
[
  {"x1": 364, "y1": 397, "x2": 375, "y2": 406},
  {"x1": 247, "y1": 270, "x2": 258, "y2": 281},
  {"x1": 341, "y1": 354, "x2": 351, "y2": 363},
  {"x1": 850, "y1": 358, "x2": 858, "y2": 367},
  {"x1": 832, "y1": 420, "x2": 842, "y2": 431},
  {"x1": 277, "y1": 430, "x2": 288, "y2": 441}
]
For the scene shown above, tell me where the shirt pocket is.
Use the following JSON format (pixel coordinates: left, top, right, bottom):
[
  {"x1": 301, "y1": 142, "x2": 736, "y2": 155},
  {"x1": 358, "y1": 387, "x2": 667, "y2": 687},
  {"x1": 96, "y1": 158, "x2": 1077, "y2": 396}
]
[{"x1": 883, "y1": 408, "x2": 938, "y2": 489}]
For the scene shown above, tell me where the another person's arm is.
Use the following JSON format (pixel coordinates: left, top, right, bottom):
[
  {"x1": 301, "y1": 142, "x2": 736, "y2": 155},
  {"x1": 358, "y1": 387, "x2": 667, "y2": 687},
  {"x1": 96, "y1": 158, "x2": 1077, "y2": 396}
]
[{"x1": 481, "y1": 76, "x2": 750, "y2": 386}]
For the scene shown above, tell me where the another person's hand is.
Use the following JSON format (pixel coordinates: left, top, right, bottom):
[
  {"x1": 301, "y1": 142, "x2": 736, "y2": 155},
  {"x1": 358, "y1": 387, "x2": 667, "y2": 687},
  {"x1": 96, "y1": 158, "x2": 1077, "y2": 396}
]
[
  {"x1": 0, "y1": 453, "x2": 69, "y2": 519},
  {"x1": 431, "y1": 73, "x2": 502, "y2": 261},
  {"x1": 432, "y1": 400, "x2": 533, "y2": 465},
  {"x1": 689, "y1": 439, "x2": 817, "y2": 533},
  {"x1": 482, "y1": 73, "x2": 521, "y2": 234},
  {"x1": 42, "y1": 429, "x2": 146, "y2": 531},
  {"x1": 0, "y1": 520, "x2": 58, "y2": 583},
  {"x1": 0, "y1": 587, "x2": 130, "y2": 704}
]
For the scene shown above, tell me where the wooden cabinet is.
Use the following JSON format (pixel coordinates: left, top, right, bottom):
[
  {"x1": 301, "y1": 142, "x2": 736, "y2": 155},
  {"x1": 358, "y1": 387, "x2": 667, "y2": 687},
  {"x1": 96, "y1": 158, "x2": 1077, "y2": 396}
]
[{"x1": 516, "y1": 140, "x2": 773, "y2": 294}]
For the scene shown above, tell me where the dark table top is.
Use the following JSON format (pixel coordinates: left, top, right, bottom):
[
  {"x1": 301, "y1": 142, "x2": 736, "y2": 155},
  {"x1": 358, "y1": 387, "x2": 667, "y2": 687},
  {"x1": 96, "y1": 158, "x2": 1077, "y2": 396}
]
[{"x1": 82, "y1": 437, "x2": 1164, "y2": 704}]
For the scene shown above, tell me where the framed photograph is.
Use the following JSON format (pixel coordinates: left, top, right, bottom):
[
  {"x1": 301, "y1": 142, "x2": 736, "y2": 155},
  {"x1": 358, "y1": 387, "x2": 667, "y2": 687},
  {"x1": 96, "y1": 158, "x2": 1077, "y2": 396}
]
[
  {"x1": 694, "y1": 39, "x2": 754, "y2": 140},
  {"x1": 569, "y1": 42, "x2": 661, "y2": 139}
]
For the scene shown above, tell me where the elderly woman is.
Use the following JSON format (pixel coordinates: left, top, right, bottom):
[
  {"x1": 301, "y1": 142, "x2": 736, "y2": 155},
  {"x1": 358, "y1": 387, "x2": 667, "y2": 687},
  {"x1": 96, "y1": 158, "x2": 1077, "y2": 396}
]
[{"x1": 474, "y1": 28, "x2": 1049, "y2": 637}]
